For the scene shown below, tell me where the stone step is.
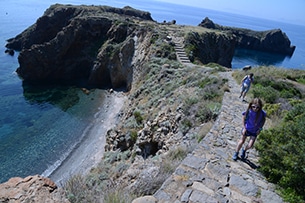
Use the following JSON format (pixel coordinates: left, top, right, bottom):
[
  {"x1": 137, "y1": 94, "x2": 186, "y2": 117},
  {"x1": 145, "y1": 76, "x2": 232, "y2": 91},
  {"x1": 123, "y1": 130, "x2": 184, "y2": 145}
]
[
  {"x1": 176, "y1": 53, "x2": 185, "y2": 56},
  {"x1": 172, "y1": 42, "x2": 191, "y2": 64},
  {"x1": 152, "y1": 72, "x2": 284, "y2": 203}
]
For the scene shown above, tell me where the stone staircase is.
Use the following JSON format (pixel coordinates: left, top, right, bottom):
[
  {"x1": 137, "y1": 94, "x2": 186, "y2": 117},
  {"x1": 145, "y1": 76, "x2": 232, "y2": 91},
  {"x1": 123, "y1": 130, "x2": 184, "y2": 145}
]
[
  {"x1": 168, "y1": 34, "x2": 192, "y2": 65},
  {"x1": 174, "y1": 41, "x2": 192, "y2": 64}
]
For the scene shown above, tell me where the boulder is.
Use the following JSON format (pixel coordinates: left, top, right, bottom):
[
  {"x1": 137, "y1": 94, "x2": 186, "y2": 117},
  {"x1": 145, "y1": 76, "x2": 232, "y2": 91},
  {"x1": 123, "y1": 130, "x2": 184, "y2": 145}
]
[
  {"x1": 132, "y1": 196, "x2": 158, "y2": 203},
  {"x1": 0, "y1": 175, "x2": 69, "y2": 203},
  {"x1": 4, "y1": 49, "x2": 14, "y2": 56},
  {"x1": 243, "y1": 65, "x2": 252, "y2": 70}
]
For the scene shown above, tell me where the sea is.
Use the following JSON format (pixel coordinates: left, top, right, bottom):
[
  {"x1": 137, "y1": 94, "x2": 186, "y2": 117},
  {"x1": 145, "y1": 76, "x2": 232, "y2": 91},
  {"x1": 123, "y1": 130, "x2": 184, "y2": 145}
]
[{"x1": 0, "y1": 0, "x2": 305, "y2": 183}]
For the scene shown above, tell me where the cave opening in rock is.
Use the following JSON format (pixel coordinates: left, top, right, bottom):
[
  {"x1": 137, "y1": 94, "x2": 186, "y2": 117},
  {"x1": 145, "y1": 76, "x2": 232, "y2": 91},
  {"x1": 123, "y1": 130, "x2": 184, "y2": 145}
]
[{"x1": 139, "y1": 141, "x2": 160, "y2": 159}]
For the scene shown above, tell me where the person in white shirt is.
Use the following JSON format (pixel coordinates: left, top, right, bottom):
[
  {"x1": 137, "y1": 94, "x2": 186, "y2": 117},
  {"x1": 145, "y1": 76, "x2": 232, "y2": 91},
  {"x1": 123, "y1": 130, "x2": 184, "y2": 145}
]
[{"x1": 239, "y1": 73, "x2": 254, "y2": 101}]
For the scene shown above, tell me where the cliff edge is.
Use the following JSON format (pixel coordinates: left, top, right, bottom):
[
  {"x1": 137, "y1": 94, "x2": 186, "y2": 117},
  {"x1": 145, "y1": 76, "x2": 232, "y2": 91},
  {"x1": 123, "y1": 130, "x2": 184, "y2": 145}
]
[{"x1": 5, "y1": 5, "x2": 295, "y2": 89}]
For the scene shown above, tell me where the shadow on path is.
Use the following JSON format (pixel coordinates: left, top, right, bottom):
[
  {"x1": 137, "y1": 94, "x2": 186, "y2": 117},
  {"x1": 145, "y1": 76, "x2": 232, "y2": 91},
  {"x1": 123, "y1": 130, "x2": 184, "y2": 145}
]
[{"x1": 239, "y1": 158, "x2": 260, "y2": 169}]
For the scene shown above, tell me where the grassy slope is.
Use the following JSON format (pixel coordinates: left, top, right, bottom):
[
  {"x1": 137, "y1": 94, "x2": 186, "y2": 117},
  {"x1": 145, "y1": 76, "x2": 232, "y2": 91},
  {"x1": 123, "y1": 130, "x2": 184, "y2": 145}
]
[{"x1": 64, "y1": 20, "x2": 305, "y2": 203}]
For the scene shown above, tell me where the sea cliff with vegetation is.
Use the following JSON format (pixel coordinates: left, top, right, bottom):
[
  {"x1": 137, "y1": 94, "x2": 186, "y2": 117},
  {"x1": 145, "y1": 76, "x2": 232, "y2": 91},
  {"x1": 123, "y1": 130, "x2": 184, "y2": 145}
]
[{"x1": 1, "y1": 4, "x2": 305, "y2": 203}]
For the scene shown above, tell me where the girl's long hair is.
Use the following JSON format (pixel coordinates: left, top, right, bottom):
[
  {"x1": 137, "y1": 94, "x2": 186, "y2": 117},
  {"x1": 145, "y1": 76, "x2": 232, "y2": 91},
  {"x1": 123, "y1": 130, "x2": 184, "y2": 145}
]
[{"x1": 245, "y1": 98, "x2": 263, "y2": 125}]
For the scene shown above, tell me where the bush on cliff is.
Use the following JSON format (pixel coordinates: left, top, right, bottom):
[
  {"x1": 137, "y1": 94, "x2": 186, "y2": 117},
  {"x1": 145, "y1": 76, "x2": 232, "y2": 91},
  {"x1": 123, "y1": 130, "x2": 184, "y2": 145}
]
[
  {"x1": 233, "y1": 66, "x2": 305, "y2": 202},
  {"x1": 256, "y1": 102, "x2": 305, "y2": 203},
  {"x1": 233, "y1": 66, "x2": 304, "y2": 106}
]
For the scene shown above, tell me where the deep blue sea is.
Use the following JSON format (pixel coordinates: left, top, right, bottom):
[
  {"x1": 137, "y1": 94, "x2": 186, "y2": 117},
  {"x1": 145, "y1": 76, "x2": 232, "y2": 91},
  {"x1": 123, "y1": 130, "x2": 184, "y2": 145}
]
[{"x1": 0, "y1": 0, "x2": 305, "y2": 183}]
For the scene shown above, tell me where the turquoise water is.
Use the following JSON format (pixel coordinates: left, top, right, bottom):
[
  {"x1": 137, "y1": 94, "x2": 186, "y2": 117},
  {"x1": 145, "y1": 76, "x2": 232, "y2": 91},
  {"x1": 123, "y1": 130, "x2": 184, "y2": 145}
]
[
  {"x1": 0, "y1": 0, "x2": 305, "y2": 183},
  {"x1": 0, "y1": 82, "x2": 106, "y2": 182},
  {"x1": 0, "y1": 1, "x2": 108, "y2": 183}
]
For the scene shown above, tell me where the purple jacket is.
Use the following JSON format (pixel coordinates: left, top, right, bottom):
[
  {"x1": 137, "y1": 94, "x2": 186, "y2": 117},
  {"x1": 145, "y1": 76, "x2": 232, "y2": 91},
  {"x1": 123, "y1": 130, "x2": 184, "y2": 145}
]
[{"x1": 243, "y1": 109, "x2": 266, "y2": 133}]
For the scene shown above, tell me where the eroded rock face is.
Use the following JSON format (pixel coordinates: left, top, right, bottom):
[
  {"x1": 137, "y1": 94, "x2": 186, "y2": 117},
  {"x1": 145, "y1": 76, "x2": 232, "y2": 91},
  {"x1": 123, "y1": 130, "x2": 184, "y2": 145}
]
[
  {"x1": 5, "y1": 4, "x2": 153, "y2": 90},
  {"x1": 0, "y1": 175, "x2": 69, "y2": 203},
  {"x1": 185, "y1": 31, "x2": 236, "y2": 68},
  {"x1": 199, "y1": 17, "x2": 296, "y2": 56}
]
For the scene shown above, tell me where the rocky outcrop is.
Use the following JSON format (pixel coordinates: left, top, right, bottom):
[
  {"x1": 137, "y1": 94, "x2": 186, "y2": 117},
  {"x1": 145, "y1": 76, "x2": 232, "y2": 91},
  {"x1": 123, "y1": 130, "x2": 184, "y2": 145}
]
[
  {"x1": 5, "y1": 4, "x2": 154, "y2": 90},
  {"x1": 105, "y1": 109, "x2": 185, "y2": 159},
  {"x1": 185, "y1": 31, "x2": 236, "y2": 68},
  {"x1": 0, "y1": 175, "x2": 69, "y2": 203},
  {"x1": 199, "y1": 17, "x2": 296, "y2": 56},
  {"x1": 5, "y1": 6, "x2": 297, "y2": 89}
]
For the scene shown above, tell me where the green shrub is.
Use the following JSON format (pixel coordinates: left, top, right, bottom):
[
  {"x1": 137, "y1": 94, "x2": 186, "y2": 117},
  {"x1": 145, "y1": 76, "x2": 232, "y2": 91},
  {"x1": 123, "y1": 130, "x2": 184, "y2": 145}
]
[
  {"x1": 253, "y1": 76, "x2": 301, "y2": 100},
  {"x1": 104, "y1": 190, "x2": 135, "y2": 203},
  {"x1": 284, "y1": 102, "x2": 305, "y2": 122},
  {"x1": 155, "y1": 42, "x2": 176, "y2": 59},
  {"x1": 181, "y1": 118, "x2": 192, "y2": 128},
  {"x1": 202, "y1": 87, "x2": 219, "y2": 100},
  {"x1": 252, "y1": 85, "x2": 278, "y2": 103},
  {"x1": 195, "y1": 106, "x2": 214, "y2": 123},
  {"x1": 133, "y1": 111, "x2": 143, "y2": 124},
  {"x1": 184, "y1": 44, "x2": 196, "y2": 56},
  {"x1": 289, "y1": 99, "x2": 303, "y2": 106},
  {"x1": 205, "y1": 63, "x2": 228, "y2": 72},
  {"x1": 130, "y1": 130, "x2": 138, "y2": 142},
  {"x1": 198, "y1": 77, "x2": 217, "y2": 88},
  {"x1": 183, "y1": 97, "x2": 199, "y2": 115},
  {"x1": 167, "y1": 146, "x2": 188, "y2": 161},
  {"x1": 180, "y1": 118, "x2": 192, "y2": 134},
  {"x1": 296, "y1": 77, "x2": 305, "y2": 85},
  {"x1": 256, "y1": 103, "x2": 305, "y2": 202},
  {"x1": 263, "y1": 103, "x2": 281, "y2": 117},
  {"x1": 65, "y1": 175, "x2": 98, "y2": 203},
  {"x1": 150, "y1": 34, "x2": 159, "y2": 44}
]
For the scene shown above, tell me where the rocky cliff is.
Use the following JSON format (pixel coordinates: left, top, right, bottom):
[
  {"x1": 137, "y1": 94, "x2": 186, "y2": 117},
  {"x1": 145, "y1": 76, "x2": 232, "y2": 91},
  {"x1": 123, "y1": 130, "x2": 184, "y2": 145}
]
[
  {"x1": 6, "y1": 4, "x2": 154, "y2": 90},
  {"x1": 199, "y1": 17, "x2": 296, "y2": 56},
  {"x1": 6, "y1": 4, "x2": 296, "y2": 90},
  {"x1": 184, "y1": 31, "x2": 236, "y2": 68}
]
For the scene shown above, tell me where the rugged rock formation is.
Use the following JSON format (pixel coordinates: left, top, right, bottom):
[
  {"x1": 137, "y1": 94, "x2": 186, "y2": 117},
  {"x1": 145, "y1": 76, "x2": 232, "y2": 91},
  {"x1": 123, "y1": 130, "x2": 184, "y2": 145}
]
[
  {"x1": 4, "y1": 49, "x2": 14, "y2": 56},
  {"x1": 0, "y1": 175, "x2": 69, "y2": 202},
  {"x1": 199, "y1": 17, "x2": 296, "y2": 56},
  {"x1": 185, "y1": 31, "x2": 236, "y2": 68},
  {"x1": 5, "y1": 5, "x2": 294, "y2": 87},
  {"x1": 5, "y1": 4, "x2": 154, "y2": 90},
  {"x1": 105, "y1": 109, "x2": 184, "y2": 159}
]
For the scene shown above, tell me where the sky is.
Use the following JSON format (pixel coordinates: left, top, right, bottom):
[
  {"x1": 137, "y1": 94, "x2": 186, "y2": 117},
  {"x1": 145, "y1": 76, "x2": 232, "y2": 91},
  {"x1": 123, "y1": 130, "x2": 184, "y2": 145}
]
[
  {"x1": 155, "y1": 0, "x2": 305, "y2": 26},
  {"x1": 1, "y1": 0, "x2": 304, "y2": 27}
]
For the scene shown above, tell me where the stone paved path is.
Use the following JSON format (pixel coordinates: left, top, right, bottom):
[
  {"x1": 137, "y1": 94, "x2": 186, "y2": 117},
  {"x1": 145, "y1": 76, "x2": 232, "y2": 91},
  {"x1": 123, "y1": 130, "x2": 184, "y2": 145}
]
[
  {"x1": 174, "y1": 39, "x2": 192, "y2": 64},
  {"x1": 152, "y1": 71, "x2": 284, "y2": 203}
]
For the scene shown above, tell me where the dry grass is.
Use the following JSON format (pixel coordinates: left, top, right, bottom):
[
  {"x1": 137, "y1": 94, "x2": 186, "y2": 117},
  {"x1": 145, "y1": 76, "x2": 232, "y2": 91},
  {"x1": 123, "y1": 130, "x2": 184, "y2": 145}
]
[
  {"x1": 63, "y1": 23, "x2": 230, "y2": 202},
  {"x1": 64, "y1": 174, "x2": 100, "y2": 203}
]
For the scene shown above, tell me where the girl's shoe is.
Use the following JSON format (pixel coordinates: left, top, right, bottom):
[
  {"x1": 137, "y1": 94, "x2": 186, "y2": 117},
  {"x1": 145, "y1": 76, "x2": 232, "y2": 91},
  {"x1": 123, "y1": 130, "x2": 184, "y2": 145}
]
[
  {"x1": 241, "y1": 148, "x2": 246, "y2": 159},
  {"x1": 232, "y1": 152, "x2": 238, "y2": 161}
]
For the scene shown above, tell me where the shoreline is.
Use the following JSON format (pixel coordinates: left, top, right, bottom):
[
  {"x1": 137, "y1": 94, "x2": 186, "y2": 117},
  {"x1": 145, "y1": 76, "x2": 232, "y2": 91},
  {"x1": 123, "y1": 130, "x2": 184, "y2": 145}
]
[{"x1": 48, "y1": 90, "x2": 127, "y2": 186}]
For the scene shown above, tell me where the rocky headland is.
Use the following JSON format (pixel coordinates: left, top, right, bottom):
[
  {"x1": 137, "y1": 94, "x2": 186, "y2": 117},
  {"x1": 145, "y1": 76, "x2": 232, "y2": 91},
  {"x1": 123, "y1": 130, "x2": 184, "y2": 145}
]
[
  {"x1": 5, "y1": 4, "x2": 295, "y2": 87},
  {"x1": 198, "y1": 17, "x2": 296, "y2": 57},
  {"x1": 2, "y1": 4, "x2": 300, "y2": 203}
]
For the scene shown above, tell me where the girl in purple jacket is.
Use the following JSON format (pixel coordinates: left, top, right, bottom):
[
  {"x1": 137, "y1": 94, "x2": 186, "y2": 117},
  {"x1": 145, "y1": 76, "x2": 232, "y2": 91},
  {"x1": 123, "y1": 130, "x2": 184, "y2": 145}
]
[{"x1": 233, "y1": 98, "x2": 266, "y2": 160}]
